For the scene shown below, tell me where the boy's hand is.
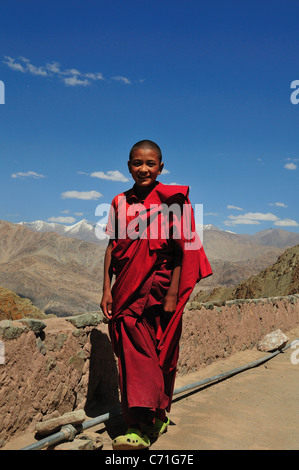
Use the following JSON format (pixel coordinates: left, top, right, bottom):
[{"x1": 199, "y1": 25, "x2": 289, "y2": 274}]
[
  {"x1": 163, "y1": 291, "x2": 178, "y2": 313},
  {"x1": 100, "y1": 289, "x2": 113, "y2": 320}
]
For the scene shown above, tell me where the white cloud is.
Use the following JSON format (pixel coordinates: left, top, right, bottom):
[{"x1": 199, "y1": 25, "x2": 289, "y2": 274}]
[
  {"x1": 74, "y1": 212, "x2": 84, "y2": 216},
  {"x1": 224, "y1": 218, "x2": 260, "y2": 226},
  {"x1": 284, "y1": 162, "x2": 297, "y2": 170},
  {"x1": 224, "y1": 212, "x2": 280, "y2": 226},
  {"x1": 11, "y1": 171, "x2": 45, "y2": 179},
  {"x1": 63, "y1": 76, "x2": 90, "y2": 86},
  {"x1": 3, "y1": 56, "x2": 49, "y2": 76},
  {"x1": 161, "y1": 168, "x2": 170, "y2": 174},
  {"x1": 274, "y1": 219, "x2": 299, "y2": 227},
  {"x1": 224, "y1": 211, "x2": 299, "y2": 227},
  {"x1": 227, "y1": 204, "x2": 243, "y2": 211},
  {"x1": 269, "y1": 202, "x2": 288, "y2": 208},
  {"x1": 90, "y1": 170, "x2": 129, "y2": 182},
  {"x1": 46, "y1": 61, "x2": 62, "y2": 74},
  {"x1": 3, "y1": 55, "x2": 102, "y2": 87},
  {"x1": 48, "y1": 216, "x2": 76, "y2": 224},
  {"x1": 61, "y1": 190, "x2": 103, "y2": 200},
  {"x1": 3, "y1": 56, "x2": 25, "y2": 72},
  {"x1": 26, "y1": 63, "x2": 48, "y2": 76},
  {"x1": 65, "y1": 68, "x2": 80, "y2": 76},
  {"x1": 3, "y1": 55, "x2": 138, "y2": 88},
  {"x1": 84, "y1": 72, "x2": 104, "y2": 80},
  {"x1": 112, "y1": 75, "x2": 131, "y2": 85}
]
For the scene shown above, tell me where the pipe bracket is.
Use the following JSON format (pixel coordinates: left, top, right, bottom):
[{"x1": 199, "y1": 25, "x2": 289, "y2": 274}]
[{"x1": 61, "y1": 424, "x2": 77, "y2": 441}]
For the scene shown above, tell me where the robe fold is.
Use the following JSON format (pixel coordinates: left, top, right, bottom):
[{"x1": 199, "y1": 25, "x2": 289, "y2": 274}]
[{"x1": 105, "y1": 182, "x2": 212, "y2": 419}]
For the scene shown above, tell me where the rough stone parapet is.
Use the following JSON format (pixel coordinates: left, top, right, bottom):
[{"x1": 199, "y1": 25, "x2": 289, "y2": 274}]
[
  {"x1": 65, "y1": 312, "x2": 104, "y2": 328},
  {"x1": 186, "y1": 294, "x2": 299, "y2": 311},
  {"x1": 0, "y1": 314, "x2": 119, "y2": 447},
  {"x1": 179, "y1": 294, "x2": 299, "y2": 375}
]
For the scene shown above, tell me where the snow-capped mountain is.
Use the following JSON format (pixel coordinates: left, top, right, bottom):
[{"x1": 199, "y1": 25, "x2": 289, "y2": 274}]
[
  {"x1": 17, "y1": 219, "x2": 299, "y2": 251},
  {"x1": 18, "y1": 219, "x2": 106, "y2": 244},
  {"x1": 18, "y1": 219, "x2": 220, "y2": 245}
]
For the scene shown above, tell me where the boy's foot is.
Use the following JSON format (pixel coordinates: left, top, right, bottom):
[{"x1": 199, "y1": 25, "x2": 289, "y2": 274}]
[
  {"x1": 143, "y1": 416, "x2": 170, "y2": 438},
  {"x1": 112, "y1": 428, "x2": 150, "y2": 450}
]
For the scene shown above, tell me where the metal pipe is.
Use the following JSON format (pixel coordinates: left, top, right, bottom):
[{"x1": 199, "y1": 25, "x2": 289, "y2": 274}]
[
  {"x1": 21, "y1": 407, "x2": 122, "y2": 451},
  {"x1": 173, "y1": 345, "x2": 285, "y2": 395},
  {"x1": 21, "y1": 338, "x2": 298, "y2": 450},
  {"x1": 21, "y1": 425, "x2": 77, "y2": 451}
]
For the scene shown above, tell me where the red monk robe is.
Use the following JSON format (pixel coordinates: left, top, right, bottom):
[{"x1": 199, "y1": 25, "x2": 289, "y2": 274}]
[{"x1": 105, "y1": 181, "x2": 212, "y2": 427}]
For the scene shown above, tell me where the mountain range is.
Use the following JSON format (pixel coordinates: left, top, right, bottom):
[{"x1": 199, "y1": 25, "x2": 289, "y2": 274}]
[
  {"x1": 0, "y1": 220, "x2": 105, "y2": 316},
  {"x1": 18, "y1": 219, "x2": 299, "y2": 250},
  {"x1": 0, "y1": 219, "x2": 298, "y2": 316},
  {"x1": 194, "y1": 243, "x2": 299, "y2": 302},
  {"x1": 18, "y1": 219, "x2": 106, "y2": 245}
]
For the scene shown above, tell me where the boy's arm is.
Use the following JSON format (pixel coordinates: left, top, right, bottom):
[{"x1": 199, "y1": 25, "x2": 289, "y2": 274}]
[
  {"x1": 163, "y1": 247, "x2": 182, "y2": 313},
  {"x1": 100, "y1": 239, "x2": 114, "y2": 320}
]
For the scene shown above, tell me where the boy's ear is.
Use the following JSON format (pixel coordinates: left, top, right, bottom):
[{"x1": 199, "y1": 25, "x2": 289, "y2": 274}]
[
  {"x1": 158, "y1": 162, "x2": 164, "y2": 174},
  {"x1": 127, "y1": 160, "x2": 131, "y2": 173}
]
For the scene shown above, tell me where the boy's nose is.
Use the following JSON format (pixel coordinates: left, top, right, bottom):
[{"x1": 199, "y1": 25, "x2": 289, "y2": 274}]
[{"x1": 139, "y1": 164, "x2": 148, "y2": 174}]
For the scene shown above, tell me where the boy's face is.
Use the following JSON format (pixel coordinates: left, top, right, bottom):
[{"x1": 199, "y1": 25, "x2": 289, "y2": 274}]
[{"x1": 128, "y1": 148, "x2": 164, "y2": 189}]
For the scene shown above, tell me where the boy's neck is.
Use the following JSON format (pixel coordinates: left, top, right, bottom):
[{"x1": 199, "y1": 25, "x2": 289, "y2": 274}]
[{"x1": 133, "y1": 181, "x2": 159, "y2": 201}]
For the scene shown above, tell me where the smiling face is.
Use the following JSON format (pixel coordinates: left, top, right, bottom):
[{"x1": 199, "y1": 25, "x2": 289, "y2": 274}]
[{"x1": 128, "y1": 147, "x2": 164, "y2": 190}]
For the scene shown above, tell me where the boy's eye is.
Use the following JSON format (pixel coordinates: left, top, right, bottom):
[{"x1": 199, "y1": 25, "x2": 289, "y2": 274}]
[{"x1": 131, "y1": 160, "x2": 157, "y2": 167}]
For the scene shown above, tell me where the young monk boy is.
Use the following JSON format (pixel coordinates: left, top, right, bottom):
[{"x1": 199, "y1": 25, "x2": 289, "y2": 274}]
[{"x1": 100, "y1": 140, "x2": 212, "y2": 450}]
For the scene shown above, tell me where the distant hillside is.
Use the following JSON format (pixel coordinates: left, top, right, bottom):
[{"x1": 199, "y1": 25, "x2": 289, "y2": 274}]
[
  {"x1": 248, "y1": 228, "x2": 299, "y2": 248},
  {"x1": 0, "y1": 220, "x2": 105, "y2": 316},
  {"x1": 194, "y1": 244, "x2": 299, "y2": 302},
  {"x1": 0, "y1": 286, "x2": 47, "y2": 321},
  {"x1": 1, "y1": 219, "x2": 299, "y2": 316},
  {"x1": 18, "y1": 219, "x2": 299, "y2": 254},
  {"x1": 17, "y1": 219, "x2": 297, "y2": 292}
]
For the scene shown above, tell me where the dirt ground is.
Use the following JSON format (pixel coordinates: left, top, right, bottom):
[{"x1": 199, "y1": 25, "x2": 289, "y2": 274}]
[{"x1": 3, "y1": 325, "x2": 299, "y2": 451}]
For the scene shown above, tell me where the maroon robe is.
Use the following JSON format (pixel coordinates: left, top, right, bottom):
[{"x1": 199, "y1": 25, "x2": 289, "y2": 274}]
[{"x1": 105, "y1": 182, "x2": 212, "y2": 425}]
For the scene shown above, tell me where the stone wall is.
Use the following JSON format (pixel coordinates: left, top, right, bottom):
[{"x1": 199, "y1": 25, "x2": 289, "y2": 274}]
[
  {"x1": 0, "y1": 294, "x2": 299, "y2": 446},
  {"x1": 0, "y1": 313, "x2": 119, "y2": 446},
  {"x1": 179, "y1": 294, "x2": 299, "y2": 374}
]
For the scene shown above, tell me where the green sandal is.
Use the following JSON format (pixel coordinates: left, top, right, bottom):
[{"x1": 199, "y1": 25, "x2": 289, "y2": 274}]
[
  {"x1": 112, "y1": 428, "x2": 150, "y2": 450},
  {"x1": 143, "y1": 417, "x2": 170, "y2": 438}
]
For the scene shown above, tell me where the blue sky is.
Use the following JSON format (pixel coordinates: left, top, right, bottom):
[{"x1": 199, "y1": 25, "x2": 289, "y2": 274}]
[{"x1": 0, "y1": 0, "x2": 298, "y2": 234}]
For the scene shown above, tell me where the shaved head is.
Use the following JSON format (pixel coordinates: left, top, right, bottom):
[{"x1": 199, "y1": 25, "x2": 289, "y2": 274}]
[{"x1": 129, "y1": 140, "x2": 162, "y2": 162}]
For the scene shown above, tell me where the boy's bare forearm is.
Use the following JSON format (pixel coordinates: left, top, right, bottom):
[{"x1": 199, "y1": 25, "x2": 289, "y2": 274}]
[
  {"x1": 163, "y1": 246, "x2": 182, "y2": 313},
  {"x1": 103, "y1": 240, "x2": 113, "y2": 291},
  {"x1": 101, "y1": 240, "x2": 114, "y2": 320},
  {"x1": 169, "y1": 246, "x2": 182, "y2": 293},
  {"x1": 168, "y1": 264, "x2": 181, "y2": 295}
]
